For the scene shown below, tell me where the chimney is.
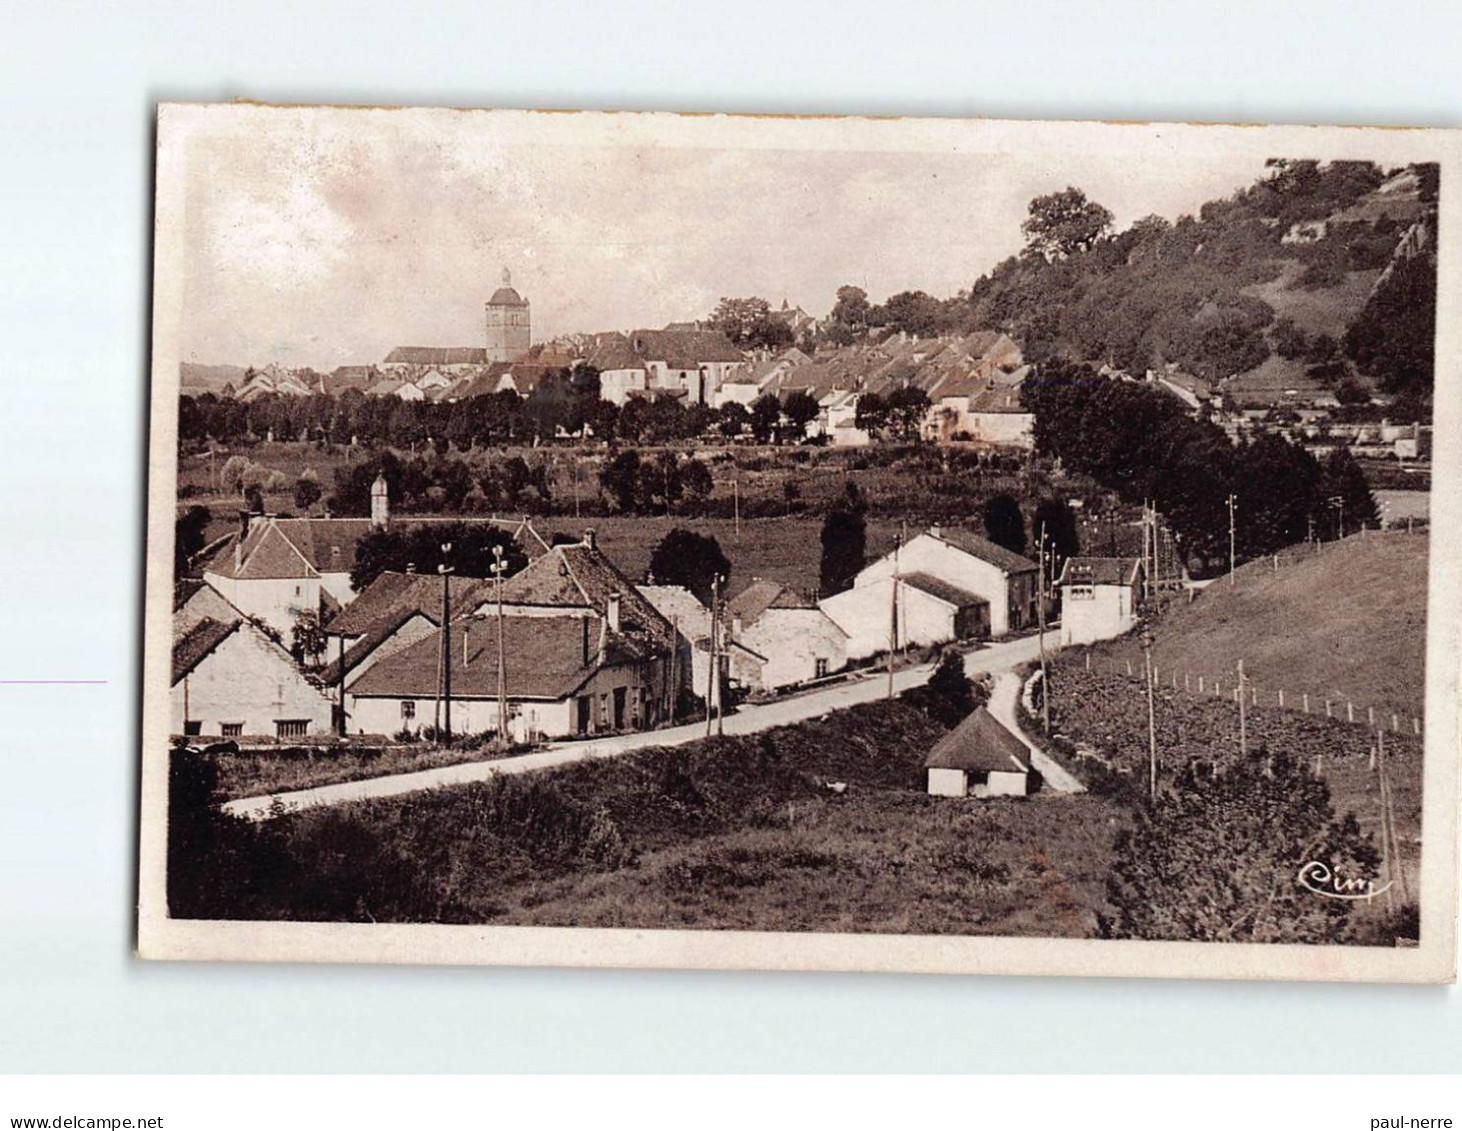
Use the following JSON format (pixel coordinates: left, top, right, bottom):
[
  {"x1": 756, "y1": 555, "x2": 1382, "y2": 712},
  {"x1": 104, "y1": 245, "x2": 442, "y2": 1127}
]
[
  {"x1": 583, "y1": 527, "x2": 597, "y2": 551},
  {"x1": 607, "y1": 592, "x2": 622, "y2": 633},
  {"x1": 930, "y1": 522, "x2": 942, "y2": 539}
]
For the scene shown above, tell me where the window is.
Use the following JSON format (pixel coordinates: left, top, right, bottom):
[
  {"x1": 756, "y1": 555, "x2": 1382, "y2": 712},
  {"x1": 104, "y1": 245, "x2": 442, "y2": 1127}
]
[
  {"x1": 221, "y1": 722, "x2": 243, "y2": 738},
  {"x1": 1069, "y1": 585, "x2": 1095, "y2": 601},
  {"x1": 815, "y1": 658, "x2": 830, "y2": 679},
  {"x1": 276, "y1": 719, "x2": 309, "y2": 739},
  {"x1": 400, "y1": 700, "x2": 416, "y2": 720},
  {"x1": 183, "y1": 720, "x2": 202, "y2": 737}
]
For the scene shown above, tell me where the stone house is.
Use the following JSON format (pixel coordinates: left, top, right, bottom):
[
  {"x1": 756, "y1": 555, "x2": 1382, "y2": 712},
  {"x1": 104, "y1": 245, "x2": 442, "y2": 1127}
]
[{"x1": 171, "y1": 617, "x2": 332, "y2": 739}]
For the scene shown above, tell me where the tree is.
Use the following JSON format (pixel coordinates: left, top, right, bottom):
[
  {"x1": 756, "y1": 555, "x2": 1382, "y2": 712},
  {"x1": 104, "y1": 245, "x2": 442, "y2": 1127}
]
[
  {"x1": 599, "y1": 449, "x2": 643, "y2": 513},
  {"x1": 819, "y1": 491, "x2": 866, "y2": 596},
  {"x1": 1033, "y1": 498, "x2": 1079, "y2": 578},
  {"x1": 1103, "y1": 752, "x2": 1379, "y2": 943},
  {"x1": 293, "y1": 469, "x2": 323, "y2": 511},
  {"x1": 903, "y1": 650, "x2": 983, "y2": 727},
  {"x1": 829, "y1": 285, "x2": 871, "y2": 333},
  {"x1": 174, "y1": 504, "x2": 212, "y2": 578},
  {"x1": 875, "y1": 290, "x2": 945, "y2": 337},
  {"x1": 647, "y1": 529, "x2": 731, "y2": 605},
  {"x1": 750, "y1": 393, "x2": 781, "y2": 444},
  {"x1": 781, "y1": 390, "x2": 821, "y2": 439},
  {"x1": 1021, "y1": 186, "x2": 1114, "y2": 260},
  {"x1": 680, "y1": 459, "x2": 714, "y2": 510},
  {"x1": 1344, "y1": 250, "x2": 1436, "y2": 398},
  {"x1": 983, "y1": 493, "x2": 1026, "y2": 556},
  {"x1": 717, "y1": 400, "x2": 750, "y2": 439},
  {"x1": 708, "y1": 296, "x2": 791, "y2": 349},
  {"x1": 348, "y1": 523, "x2": 527, "y2": 591},
  {"x1": 1320, "y1": 447, "x2": 1379, "y2": 533},
  {"x1": 290, "y1": 608, "x2": 328, "y2": 667},
  {"x1": 854, "y1": 392, "x2": 888, "y2": 436},
  {"x1": 885, "y1": 386, "x2": 931, "y2": 441}
]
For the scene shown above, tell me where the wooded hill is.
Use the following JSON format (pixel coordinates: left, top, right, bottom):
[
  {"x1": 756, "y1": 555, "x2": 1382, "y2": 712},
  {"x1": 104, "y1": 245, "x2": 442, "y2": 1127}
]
[{"x1": 959, "y1": 161, "x2": 1438, "y2": 411}]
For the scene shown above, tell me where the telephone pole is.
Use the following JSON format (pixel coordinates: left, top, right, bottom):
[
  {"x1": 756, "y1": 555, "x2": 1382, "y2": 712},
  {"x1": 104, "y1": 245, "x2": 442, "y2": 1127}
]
[
  {"x1": 1237, "y1": 658, "x2": 1248, "y2": 757},
  {"x1": 887, "y1": 532, "x2": 902, "y2": 700},
  {"x1": 706, "y1": 574, "x2": 720, "y2": 736},
  {"x1": 438, "y1": 542, "x2": 454, "y2": 744},
  {"x1": 491, "y1": 543, "x2": 509, "y2": 750},
  {"x1": 1037, "y1": 520, "x2": 1049, "y2": 734},
  {"x1": 1228, "y1": 493, "x2": 1237, "y2": 588},
  {"x1": 1142, "y1": 628, "x2": 1157, "y2": 800}
]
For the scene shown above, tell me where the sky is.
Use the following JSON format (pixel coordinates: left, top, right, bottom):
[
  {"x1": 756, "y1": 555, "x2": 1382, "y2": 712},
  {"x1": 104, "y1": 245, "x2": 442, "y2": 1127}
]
[{"x1": 177, "y1": 113, "x2": 1273, "y2": 371}]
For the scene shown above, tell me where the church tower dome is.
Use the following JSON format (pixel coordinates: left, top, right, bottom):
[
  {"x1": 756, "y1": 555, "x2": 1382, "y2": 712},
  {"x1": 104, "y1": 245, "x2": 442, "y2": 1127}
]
[{"x1": 485, "y1": 266, "x2": 531, "y2": 363}]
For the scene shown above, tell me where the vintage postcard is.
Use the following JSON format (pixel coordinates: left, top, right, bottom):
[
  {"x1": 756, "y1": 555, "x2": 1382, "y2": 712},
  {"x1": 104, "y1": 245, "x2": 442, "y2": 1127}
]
[{"x1": 139, "y1": 104, "x2": 1459, "y2": 982}]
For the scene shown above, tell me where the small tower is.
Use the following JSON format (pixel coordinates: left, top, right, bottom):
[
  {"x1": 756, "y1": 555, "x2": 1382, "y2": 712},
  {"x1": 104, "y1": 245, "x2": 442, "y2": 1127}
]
[
  {"x1": 370, "y1": 473, "x2": 390, "y2": 529},
  {"x1": 485, "y1": 266, "x2": 531, "y2": 363}
]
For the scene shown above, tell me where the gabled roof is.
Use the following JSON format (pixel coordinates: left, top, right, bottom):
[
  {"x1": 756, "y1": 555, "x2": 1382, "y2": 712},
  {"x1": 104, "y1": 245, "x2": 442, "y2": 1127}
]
[
  {"x1": 636, "y1": 584, "x2": 711, "y2": 636},
  {"x1": 1057, "y1": 557, "x2": 1143, "y2": 587},
  {"x1": 318, "y1": 604, "x2": 436, "y2": 686},
  {"x1": 348, "y1": 615, "x2": 632, "y2": 702},
  {"x1": 925, "y1": 708, "x2": 1032, "y2": 774},
  {"x1": 172, "y1": 617, "x2": 241, "y2": 684},
  {"x1": 323, "y1": 570, "x2": 496, "y2": 639},
  {"x1": 495, "y1": 539, "x2": 673, "y2": 648},
  {"x1": 726, "y1": 579, "x2": 810, "y2": 626},
  {"x1": 629, "y1": 329, "x2": 745, "y2": 366},
  {"x1": 899, "y1": 572, "x2": 990, "y2": 610},
  {"x1": 928, "y1": 528, "x2": 1039, "y2": 575}
]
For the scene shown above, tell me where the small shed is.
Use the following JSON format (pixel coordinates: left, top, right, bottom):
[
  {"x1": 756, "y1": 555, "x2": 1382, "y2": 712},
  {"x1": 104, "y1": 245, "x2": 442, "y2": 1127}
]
[{"x1": 924, "y1": 708, "x2": 1036, "y2": 798}]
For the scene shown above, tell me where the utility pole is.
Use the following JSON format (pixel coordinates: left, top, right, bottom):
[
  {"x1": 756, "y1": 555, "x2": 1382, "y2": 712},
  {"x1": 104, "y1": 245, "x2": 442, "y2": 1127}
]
[
  {"x1": 1237, "y1": 658, "x2": 1247, "y2": 758},
  {"x1": 491, "y1": 543, "x2": 509, "y2": 750},
  {"x1": 438, "y1": 542, "x2": 454, "y2": 744},
  {"x1": 1228, "y1": 493, "x2": 1237, "y2": 588},
  {"x1": 733, "y1": 479, "x2": 740, "y2": 539},
  {"x1": 668, "y1": 614, "x2": 679, "y2": 724},
  {"x1": 1037, "y1": 520, "x2": 1049, "y2": 734},
  {"x1": 887, "y1": 532, "x2": 902, "y2": 700},
  {"x1": 1142, "y1": 628, "x2": 1157, "y2": 801},
  {"x1": 706, "y1": 574, "x2": 720, "y2": 736},
  {"x1": 336, "y1": 634, "x2": 347, "y2": 737}
]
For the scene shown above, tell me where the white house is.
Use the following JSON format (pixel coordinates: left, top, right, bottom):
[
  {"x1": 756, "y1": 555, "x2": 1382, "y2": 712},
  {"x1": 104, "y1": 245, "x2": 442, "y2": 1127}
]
[
  {"x1": 725, "y1": 580, "x2": 848, "y2": 691},
  {"x1": 347, "y1": 613, "x2": 656, "y2": 742},
  {"x1": 843, "y1": 525, "x2": 1039, "y2": 640},
  {"x1": 1057, "y1": 557, "x2": 1143, "y2": 646},
  {"x1": 819, "y1": 573, "x2": 991, "y2": 662},
  {"x1": 172, "y1": 617, "x2": 333, "y2": 739},
  {"x1": 924, "y1": 708, "x2": 1036, "y2": 798}
]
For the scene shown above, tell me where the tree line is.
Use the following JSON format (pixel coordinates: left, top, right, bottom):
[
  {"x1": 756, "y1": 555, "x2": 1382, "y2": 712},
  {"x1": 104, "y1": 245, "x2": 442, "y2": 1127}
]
[{"x1": 1021, "y1": 361, "x2": 1378, "y2": 572}]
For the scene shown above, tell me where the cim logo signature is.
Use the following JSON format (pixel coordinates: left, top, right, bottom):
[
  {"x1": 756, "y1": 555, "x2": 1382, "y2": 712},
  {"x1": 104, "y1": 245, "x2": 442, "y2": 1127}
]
[{"x1": 1297, "y1": 860, "x2": 1393, "y2": 901}]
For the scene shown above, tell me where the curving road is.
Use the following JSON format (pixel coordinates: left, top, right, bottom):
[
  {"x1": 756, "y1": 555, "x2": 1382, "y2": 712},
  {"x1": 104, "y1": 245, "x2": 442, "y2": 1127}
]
[{"x1": 222, "y1": 629, "x2": 1069, "y2": 820}]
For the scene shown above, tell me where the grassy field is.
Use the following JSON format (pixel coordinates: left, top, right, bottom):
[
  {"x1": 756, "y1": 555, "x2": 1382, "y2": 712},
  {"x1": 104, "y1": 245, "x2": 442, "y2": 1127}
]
[
  {"x1": 1091, "y1": 531, "x2": 1428, "y2": 721},
  {"x1": 1040, "y1": 664, "x2": 1424, "y2": 917},
  {"x1": 204, "y1": 740, "x2": 525, "y2": 801},
  {"x1": 171, "y1": 697, "x2": 1122, "y2": 936}
]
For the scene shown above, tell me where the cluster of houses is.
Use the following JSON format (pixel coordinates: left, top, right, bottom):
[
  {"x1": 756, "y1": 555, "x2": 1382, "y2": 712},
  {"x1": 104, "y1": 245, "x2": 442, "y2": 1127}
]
[{"x1": 173, "y1": 472, "x2": 1151, "y2": 746}]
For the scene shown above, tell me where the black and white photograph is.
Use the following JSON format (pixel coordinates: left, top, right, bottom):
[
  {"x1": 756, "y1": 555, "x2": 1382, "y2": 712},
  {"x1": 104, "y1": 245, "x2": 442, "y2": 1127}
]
[{"x1": 137, "y1": 105, "x2": 1459, "y2": 982}]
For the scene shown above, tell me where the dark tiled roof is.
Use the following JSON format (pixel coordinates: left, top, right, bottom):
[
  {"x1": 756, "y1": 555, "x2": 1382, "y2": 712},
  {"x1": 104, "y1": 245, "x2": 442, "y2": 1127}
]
[
  {"x1": 384, "y1": 347, "x2": 491, "y2": 366},
  {"x1": 628, "y1": 329, "x2": 745, "y2": 366},
  {"x1": 925, "y1": 708, "x2": 1032, "y2": 774},
  {"x1": 899, "y1": 572, "x2": 990, "y2": 609},
  {"x1": 496, "y1": 541, "x2": 673, "y2": 648},
  {"x1": 329, "y1": 571, "x2": 491, "y2": 637},
  {"x1": 172, "y1": 617, "x2": 240, "y2": 685},
  {"x1": 173, "y1": 578, "x2": 207, "y2": 611},
  {"x1": 1057, "y1": 557, "x2": 1143, "y2": 587},
  {"x1": 931, "y1": 528, "x2": 1039, "y2": 574},
  {"x1": 349, "y1": 615, "x2": 634, "y2": 701},
  {"x1": 319, "y1": 605, "x2": 435, "y2": 686},
  {"x1": 726, "y1": 579, "x2": 809, "y2": 625},
  {"x1": 323, "y1": 571, "x2": 421, "y2": 635}
]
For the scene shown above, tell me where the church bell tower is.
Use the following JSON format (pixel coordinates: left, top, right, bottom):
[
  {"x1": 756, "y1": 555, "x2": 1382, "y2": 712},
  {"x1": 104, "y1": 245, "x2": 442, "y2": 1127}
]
[{"x1": 484, "y1": 267, "x2": 531, "y2": 363}]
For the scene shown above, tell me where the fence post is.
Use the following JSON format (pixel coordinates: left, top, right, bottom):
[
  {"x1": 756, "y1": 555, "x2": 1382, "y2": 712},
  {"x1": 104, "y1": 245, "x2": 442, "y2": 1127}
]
[
  {"x1": 1126, "y1": 659, "x2": 1133, "y2": 677},
  {"x1": 1325, "y1": 699, "x2": 1332, "y2": 718},
  {"x1": 1198, "y1": 675, "x2": 1205, "y2": 693},
  {"x1": 1391, "y1": 713, "x2": 1399, "y2": 732},
  {"x1": 1185, "y1": 673, "x2": 1191, "y2": 692},
  {"x1": 1369, "y1": 740, "x2": 1377, "y2": 772},
  {"x1": 1314, "y1": 753, "x2": 1323, "y2": 777},
  {"x1": 1367, "y1": 705, "x2": 1374, "y2": 727},
  {"x1": 1347, "y1": 702, "x2": 1354, "y2": 723},
  {"x1": 1278, "y1": 689, "x2": 1285, "y2": 709},
  {"x1": 1303, "y1": 693, "x2": 1309, "y2": 714},
  {"x1": 1414, "y1": 717, "x2": 1421, "y2": 736},
  {"x1": 1273, "y1": 554, "x2": 1278, "y2": 572},
  {"x1": 1085, "y1": 651, "x2": 1091, "y2": 672},
  {"x1": 1251, "y1": 686, "x2": 1257, "y2": 707}
]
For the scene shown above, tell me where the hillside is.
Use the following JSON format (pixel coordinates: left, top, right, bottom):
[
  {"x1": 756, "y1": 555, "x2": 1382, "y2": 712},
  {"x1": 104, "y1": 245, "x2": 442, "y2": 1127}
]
[
  {"x1": 1092, "y1": 532, "x2": 1428, "y2": 720},
  {"x1": 954, "y1": 161, "x2": 1437, "y2": 409}
]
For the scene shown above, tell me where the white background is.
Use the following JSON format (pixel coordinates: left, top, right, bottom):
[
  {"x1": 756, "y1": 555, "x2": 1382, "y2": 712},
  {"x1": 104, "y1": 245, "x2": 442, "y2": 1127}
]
[{"x1": 2, "y1": 0, "x2": 1460, "y2": 1074}]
